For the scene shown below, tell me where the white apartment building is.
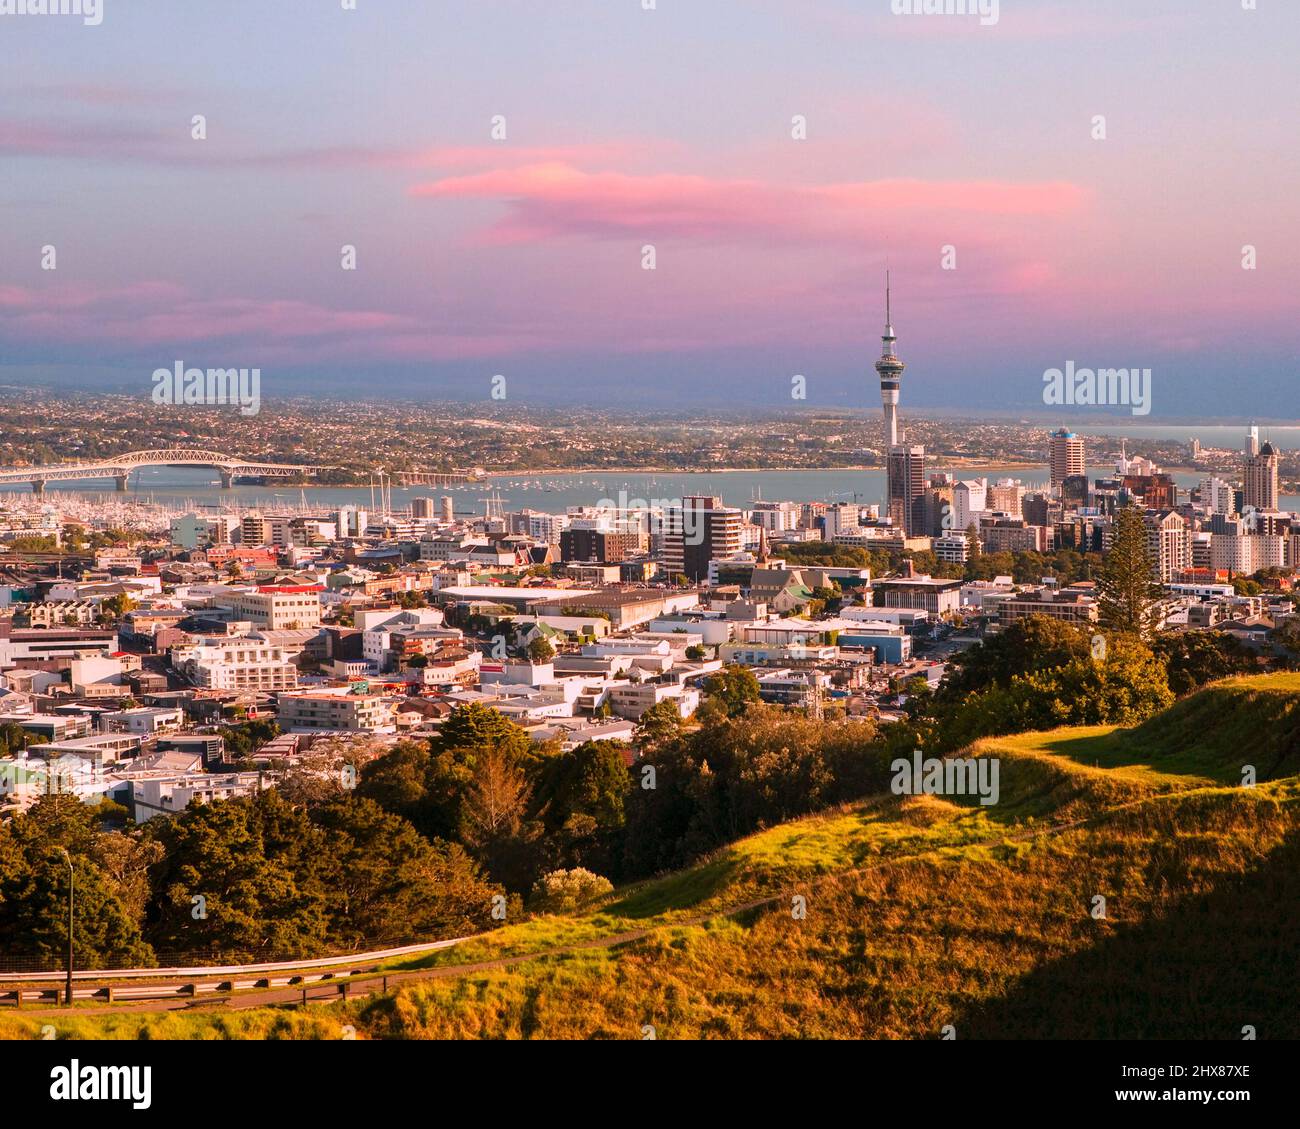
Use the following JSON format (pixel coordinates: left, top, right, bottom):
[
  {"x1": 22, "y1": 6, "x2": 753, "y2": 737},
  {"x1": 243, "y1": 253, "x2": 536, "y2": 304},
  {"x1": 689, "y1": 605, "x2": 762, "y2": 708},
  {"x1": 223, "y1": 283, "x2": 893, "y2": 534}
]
[
  {"x1": 227, "y1": 589, "x2": 322, "y2": 630},
  {"x1": 749, "y1": 501, "x2": 801, "y2": 533},
  {"x1": 357, "y1": 608, "x2": 447, "y2": 664},
  {"x1": 607, "y1": 682, "x2": 700, "y2": 721},
  {"x1": 404, "y1": 650, "x2": 482, "y2": 688},
  {"x1": 0, "y1": 752, "x2": 117, "y2": 812},
  {"x1": 102, "y1": 707, "x2": 184, "y2": 736},
  {"x1": 277, "y1": 690, "x2": 395, "y2": 733},
  {"x1": 240, "y1": 513, "x2": 292, "y2": 549},
  {"x1": 131, "y1": 771, "x2": 265, "y2": 822},
  {"x1": 954, "y1": 480, "x2": 988, "y2": 532},
  {"x1": 1199, "y1": 477, "x2": 1236, "y2": 516},
  {"x1": 662, "y1": 496, "x2": 744, "y2": 583},
  {"x1": 822, "y1": 503, "x2": 864, "y2": 540},
  {"x1": 1145, "y1": 511, "x2": 1192, "y2": 583},
  {"x1": 1210, "y1": 531, "x2": 1289, "y2": 574},
  {"x1": 518, "y1": 510, "x2": 570, "y2": 544},
  {"x1": 338, "y1": 506, "x2": 369, "y2": 539},
  {"x1": 934, "y1": 534, "x2": 971, "y2": 564},
  {"x1": 172, "y1": 638, "x2": 300, "y2": 691}
]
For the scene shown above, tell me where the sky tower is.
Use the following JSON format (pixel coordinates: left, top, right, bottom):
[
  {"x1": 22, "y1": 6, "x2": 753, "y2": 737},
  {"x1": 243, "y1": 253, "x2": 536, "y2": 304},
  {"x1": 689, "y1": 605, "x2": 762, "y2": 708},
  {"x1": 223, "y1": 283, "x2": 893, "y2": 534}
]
[
  {"x1": 875, "y1": 272, "x2": 906, "y2": 448},
  {"x1": 875, "y1": 275, "x2": 926, "y2": 537}
]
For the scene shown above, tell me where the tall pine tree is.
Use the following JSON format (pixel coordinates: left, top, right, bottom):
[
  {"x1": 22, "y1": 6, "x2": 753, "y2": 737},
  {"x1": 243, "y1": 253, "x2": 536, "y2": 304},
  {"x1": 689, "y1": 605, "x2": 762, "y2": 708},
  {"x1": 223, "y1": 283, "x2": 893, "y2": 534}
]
[{"x1": 1098, "y1": 505, "x2": 1163, "y2": 637}]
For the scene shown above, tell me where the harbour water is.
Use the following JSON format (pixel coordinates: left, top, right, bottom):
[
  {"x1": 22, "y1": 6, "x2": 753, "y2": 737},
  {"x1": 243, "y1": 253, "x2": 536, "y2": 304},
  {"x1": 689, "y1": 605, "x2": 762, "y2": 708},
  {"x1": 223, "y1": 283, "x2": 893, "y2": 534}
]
[{"x1": 4, "y1": 464, "x2": 1297, "y2": 516}]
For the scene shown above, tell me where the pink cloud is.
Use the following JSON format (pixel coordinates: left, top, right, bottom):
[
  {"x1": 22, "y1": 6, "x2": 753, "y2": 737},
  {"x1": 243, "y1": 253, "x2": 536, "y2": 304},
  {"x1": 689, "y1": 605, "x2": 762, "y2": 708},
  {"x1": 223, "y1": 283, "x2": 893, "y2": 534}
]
[{"x1": 410, "y1": 163, "x2": 1090, "y2": 245}]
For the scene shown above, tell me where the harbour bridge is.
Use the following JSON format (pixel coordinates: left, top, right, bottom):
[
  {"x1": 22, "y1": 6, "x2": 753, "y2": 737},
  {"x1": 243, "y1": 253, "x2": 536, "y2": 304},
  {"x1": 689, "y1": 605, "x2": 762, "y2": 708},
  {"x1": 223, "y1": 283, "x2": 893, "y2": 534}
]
[{"x1": 0, "y1": 448, "x2": 333, "y2": 493}]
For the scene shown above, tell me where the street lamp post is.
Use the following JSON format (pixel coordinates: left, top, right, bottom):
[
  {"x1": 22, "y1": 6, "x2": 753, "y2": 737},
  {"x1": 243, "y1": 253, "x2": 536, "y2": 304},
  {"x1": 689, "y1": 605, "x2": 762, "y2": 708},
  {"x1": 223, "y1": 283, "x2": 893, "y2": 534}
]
[{"x1": 57, "y1": 848, "x2": 73, "y2": 1005}]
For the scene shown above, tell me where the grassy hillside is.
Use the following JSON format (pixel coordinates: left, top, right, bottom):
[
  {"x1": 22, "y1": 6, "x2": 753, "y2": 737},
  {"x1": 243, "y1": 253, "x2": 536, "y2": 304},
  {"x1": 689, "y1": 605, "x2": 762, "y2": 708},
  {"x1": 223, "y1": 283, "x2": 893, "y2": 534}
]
[{"x1": 4, "y1": 673, "x2": 1298, "y2": 1040}]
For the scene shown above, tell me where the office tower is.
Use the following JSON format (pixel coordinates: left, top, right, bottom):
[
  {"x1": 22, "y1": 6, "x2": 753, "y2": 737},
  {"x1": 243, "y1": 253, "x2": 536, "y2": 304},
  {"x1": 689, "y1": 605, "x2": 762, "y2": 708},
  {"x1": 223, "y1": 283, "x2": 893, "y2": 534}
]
[
  {"x1": 441, "y1": 496, "x2": 455, "y2": 522},
  {"x1": 887, "y1": 446, "x2": 927, "y2": 536},
  {"x1": 1243, "y1": 431, "x2": 1279, "y2": 513},
  {"x1": 410, "y1": 497, "x2": 434, "y2": 520},
  {"x1": 1049, "y1": 428, "x2": 1085, "y2": 489},
  {"x1": 1061, "y1": 474, "x2": 1090, "y2": 506},
  {"x1": 924, "y1": 475, "x2": 956, "y2": 537},
  {"x1": 988, "y1": 478, "x2": 1026, "y2": 517},
  {"x1": 663, "y1": 495, "x2": 743, "y2": 583}
]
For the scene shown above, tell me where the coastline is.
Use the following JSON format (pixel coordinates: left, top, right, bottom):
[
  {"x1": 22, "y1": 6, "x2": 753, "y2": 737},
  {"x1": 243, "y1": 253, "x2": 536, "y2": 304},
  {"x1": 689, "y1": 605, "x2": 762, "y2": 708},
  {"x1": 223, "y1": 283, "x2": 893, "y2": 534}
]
[{"x1": 478, "y1": 460, "x2": 1047, "y2": 476}]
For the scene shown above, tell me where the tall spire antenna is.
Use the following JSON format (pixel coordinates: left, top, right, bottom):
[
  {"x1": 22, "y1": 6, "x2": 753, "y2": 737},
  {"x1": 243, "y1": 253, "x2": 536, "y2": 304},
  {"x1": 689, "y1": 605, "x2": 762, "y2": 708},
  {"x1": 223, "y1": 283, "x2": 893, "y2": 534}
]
[{"x1": 875, "y1": 271, "x2": 905, "y2": 450}]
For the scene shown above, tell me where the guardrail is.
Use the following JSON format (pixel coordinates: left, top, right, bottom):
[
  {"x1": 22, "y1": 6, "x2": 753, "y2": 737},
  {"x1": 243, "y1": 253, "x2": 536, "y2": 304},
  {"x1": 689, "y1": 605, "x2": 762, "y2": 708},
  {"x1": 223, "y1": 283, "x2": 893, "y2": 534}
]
[
  {"x1": 0, "y1": 934, "x2": 470, "y2": 998},
  {"x1": 1, "y1": 967, "x2": 387, "y2": 1007}
]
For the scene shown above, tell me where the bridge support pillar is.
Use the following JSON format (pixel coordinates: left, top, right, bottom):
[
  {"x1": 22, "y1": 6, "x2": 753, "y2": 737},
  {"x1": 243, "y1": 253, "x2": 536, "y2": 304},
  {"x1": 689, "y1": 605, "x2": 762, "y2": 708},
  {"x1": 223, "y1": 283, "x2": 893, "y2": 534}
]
[
  {"x1": 220, "y1": 470, "x2": 235, "y2": 489},
  {"x1": 114, "y1": 475, "x2": 129, "y2": 492},
  {"x1": 31, "y1": 480, "x2": 45, "y2": 495}
]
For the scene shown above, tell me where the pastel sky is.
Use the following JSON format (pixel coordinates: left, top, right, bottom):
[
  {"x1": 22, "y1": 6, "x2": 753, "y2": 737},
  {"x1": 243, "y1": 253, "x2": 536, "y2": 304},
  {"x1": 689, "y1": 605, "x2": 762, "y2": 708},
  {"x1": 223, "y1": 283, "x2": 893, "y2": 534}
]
[{"x1": 2, "y1": 0, "x2": 1297, "y2": 417}]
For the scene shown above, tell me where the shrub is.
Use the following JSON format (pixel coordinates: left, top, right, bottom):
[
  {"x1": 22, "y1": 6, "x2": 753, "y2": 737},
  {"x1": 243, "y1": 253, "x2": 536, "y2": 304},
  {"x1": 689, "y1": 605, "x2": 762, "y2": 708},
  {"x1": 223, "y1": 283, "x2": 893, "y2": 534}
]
[{"x1": 530, "y1": 867, "x2": 613, "y2": 912}]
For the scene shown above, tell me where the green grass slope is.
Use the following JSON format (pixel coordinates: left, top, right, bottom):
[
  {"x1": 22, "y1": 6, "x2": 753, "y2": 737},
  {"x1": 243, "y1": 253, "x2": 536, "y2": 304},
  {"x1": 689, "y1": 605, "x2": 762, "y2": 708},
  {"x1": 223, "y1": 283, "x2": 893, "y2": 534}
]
[{"x1": 3, "y1": 673, "x2": 1298, "y2": 1040}]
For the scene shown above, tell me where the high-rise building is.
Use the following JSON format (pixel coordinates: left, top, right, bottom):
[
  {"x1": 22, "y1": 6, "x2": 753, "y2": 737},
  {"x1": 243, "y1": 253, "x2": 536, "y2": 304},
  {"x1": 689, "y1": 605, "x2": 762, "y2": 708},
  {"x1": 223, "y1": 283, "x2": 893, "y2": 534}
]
[
  {"x1": 924, "y1": 473, "x2": 956, "y2": 537},
  {"x1": 750, "y1": 501, "x2": 801, "y2": 533},
  {"x1": 1243, "y1": 431, "x2": 1279, "y2": 514},
  {"x1": 1061, "y1": 474, "x2": 1090, "y2": 506},
  {"x1": 560, "y1": 527, "x2": 636, "y2": 564},
  {"x1": 1144, "y1": 510, "x2": 1192, "y2": 582},
  {"x1": 823, "y1": 503, "x2": 863, "y2": 540},
  {"x1": 1199, "y1": 477, "x2": 1235, "y2": 516},
  {"x1": 1049, "y1": 428, "x2": 1085, "y2": 489},
  {"x1": 663, "y1": 496, "x2": 744, "y2": 583},
  {"x1": 511, "y1": 509, "x2": 570, "y2": 544},
  {"x1": 410, "y1": 497, "x2": 434, "y2": 520},
  {"x1": 441, "y1": 496, "x2": 455, "y2": 523},
  {"x1": 953, "y1": 479, "x2": 988, "y2": 534},
  {"x1": 239, "y1": 513, "x2": 291, "y2": 549},
  {"x1": 988, "y1": 478, "x2": 1026, "y2": 517},
  {"x1": 337, "y1": 506, "x2": 368, "y2": 539},
  {"x1": 240, "y1": 512, "x2": 268, "y2": 547},
  {"x1": 887, "y1": 446, "x2": 927, "y2": 537}
]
